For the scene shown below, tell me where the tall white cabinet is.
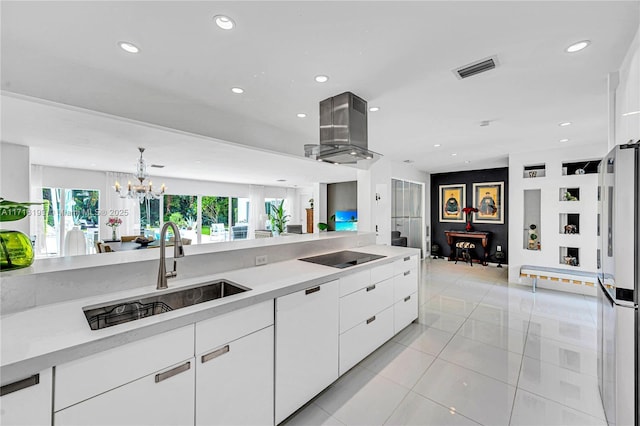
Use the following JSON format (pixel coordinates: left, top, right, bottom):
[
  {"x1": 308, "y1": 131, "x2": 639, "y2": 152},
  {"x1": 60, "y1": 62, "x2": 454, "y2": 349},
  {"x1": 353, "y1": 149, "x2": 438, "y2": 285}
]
[{"x1": 275, "y1": 280, "x2": 339, "y2": 424}]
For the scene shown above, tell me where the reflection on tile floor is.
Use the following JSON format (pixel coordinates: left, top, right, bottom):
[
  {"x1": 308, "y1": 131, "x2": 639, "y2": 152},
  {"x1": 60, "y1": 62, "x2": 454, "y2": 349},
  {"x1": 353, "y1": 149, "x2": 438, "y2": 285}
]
[{"x1": 283, "y1": 259, "x2": 606, "y2": 426}]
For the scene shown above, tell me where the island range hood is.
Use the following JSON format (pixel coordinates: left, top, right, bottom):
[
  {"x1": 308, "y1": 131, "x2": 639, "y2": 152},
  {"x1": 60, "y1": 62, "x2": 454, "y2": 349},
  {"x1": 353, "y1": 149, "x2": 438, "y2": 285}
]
[{"x1": 304, "y1": 91, "x2": 381, "y2": 168}]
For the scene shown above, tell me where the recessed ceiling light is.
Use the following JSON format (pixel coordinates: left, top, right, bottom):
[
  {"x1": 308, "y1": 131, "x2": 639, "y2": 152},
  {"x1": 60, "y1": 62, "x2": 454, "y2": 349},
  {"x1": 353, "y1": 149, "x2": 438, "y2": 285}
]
[
  {"x1": 296, "y1": 113, "x2": 307, "y2": 118},
  {"x1": 350, "y1": 151, "x2": 357, "y2": 155},
  {"x1": 622, "y1": 110, "x2": 640, "y2": 117},
  {"x1": 213, "y1": 15, "x2": 235, "y2": 30},
  {"x1": 559, "y1": 121, "x2": 572, "y2": 127},
  {"x1": 464, "y1": 160, "x2": 471, "y2": 164},
  {"x1": 314, "y1": 75, "x2": 329, "y2": 83},
  {"x1": 317, "y1": 158, "x2": 323, "y2": 162},
  {"x1": 369, "y1": 106, "x2": 380, "y2": 112},
  {"x1": 566, "y1": 40, "x2": 590, "y2": 53},
  {"x1": 451, "y1": 153, "x2": 457, "y2": 156},
  {"x1": 560, "y1": 138, "x2": 569, "y2": 142},
  {"x1": 231, "y1": 87, "x2": 244, "y2": 94},
  {"x1": 118, "y1": 41, "x2": 140, "y2": 54},
  {"x1": 434, "y1": 144, "x2": 441, "y2": 148},
  {"x1": 365, "y1": 156, "x2": 372, "y2": 160}
]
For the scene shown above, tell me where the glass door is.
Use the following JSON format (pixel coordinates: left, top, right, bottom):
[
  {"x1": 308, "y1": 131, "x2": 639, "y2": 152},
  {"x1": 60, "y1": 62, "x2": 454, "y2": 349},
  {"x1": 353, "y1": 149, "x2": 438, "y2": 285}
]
[{"x1": 391, "y1": 179, "x2": 424, "y2": 256}]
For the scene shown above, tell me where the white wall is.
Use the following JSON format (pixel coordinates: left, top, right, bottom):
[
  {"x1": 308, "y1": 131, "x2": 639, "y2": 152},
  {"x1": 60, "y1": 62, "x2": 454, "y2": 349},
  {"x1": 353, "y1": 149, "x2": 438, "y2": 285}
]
[
  {"x1": 613, "y1": 25, "x2": 640, "y2": 149},
  {"x1": 1, "y1": 142, "x2": 31, "y2": 233},
  {"x1": 508, "y1": 143, "x2": 606, "y2": 294}
]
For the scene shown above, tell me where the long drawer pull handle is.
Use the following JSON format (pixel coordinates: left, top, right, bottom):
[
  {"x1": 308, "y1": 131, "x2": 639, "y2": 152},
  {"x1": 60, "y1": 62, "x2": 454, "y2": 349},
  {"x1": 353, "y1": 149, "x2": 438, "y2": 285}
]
[
  {"x1": 404, "y1": 295, "x2": 411, "y2": 302},
  {"x1": 155, "y1": 361, "x2": 191, "y2": 383},
  {"x1": 366, "y1": 284, "x2": 376, "y2": 292},
  {"x1": 404, "y1": 256, "x2": 411, "y2": 261},
  {"x1": 201, "y1": 345, "x2": 230, "y2": 364},
  {"x1": 305, "y1": 286, "x2": 320, "y2": 295},
  {"x1": 366, "y1": 316, "x2": 376, "y2": 324},
  {"x1": 404, "y1": 271, "x2": 411, "y2": 276},
  {"x1": 0, "y1": 374, "x2": 39, "y2": 396}
]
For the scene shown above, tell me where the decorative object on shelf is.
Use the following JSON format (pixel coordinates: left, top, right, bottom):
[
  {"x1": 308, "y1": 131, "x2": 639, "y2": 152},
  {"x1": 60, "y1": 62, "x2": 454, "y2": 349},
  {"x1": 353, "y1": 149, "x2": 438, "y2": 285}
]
[
  {"x1": 472, "y1": 181, "x2": 504, "y2": 224},
  {"x1": 106, "y1": 216, "x2": 123, "y2": 241},
  {"x1": 308, "y1": 198, "x2": 314, "y2": 209},
  {"x1": 527, "y1": 224, "x2": 538, "y2": 250},
  {"x1": 564, "y1": 224, "x2": 578, "y2": 234},
  {"x1": 563, "y1": 191, "x2": 578, "y2": 201},
  {"x1": 268, "y1": 199, "x2": 290, "y2": 236},
  {"x1": 564, "y1": 255, "x2": 578, "y2": 266},
  {"x1": 439, "y1": 184, "x2": 465, "y2": 223},
  {"x1": 0, "y1": 198, "x2": 43, "y2": 271},
  {"x1": 462, "y1": 207, "x2": 478, "y2": 232},
  {"x1": 114, "y1": 147, "x2": 166, "y2": 203}
]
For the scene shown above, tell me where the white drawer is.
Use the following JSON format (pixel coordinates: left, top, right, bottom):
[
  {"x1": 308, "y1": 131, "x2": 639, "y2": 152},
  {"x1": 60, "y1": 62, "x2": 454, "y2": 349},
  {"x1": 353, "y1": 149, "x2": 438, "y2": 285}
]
[
  {"x1": 196, "y1": 300, "x2": 273, "y2": 354},
  {"x1": 394, "y1": 268, "x2": 418, "y2": 302},
  {"x1": 370, "y1": 262, "x2": 394, "y2": 284},
  {"x1": 55, "y1": 324, "x2": 195, "y2": 411},
  {"x1": 339, "y1": 306, "x2": 394, "y2": 375},
  {"x1": 394, "y1": 292, "x2": 418, "y2": 333},
  {"x1": 340, "y1": 277, "x2": 393, "y2": 333},
  {"x1": 393, "y1": 254, "x2": 419, "y2": 275},
  {"x1": 339, "y1": 269, "x2": 371, "y2": 297}
]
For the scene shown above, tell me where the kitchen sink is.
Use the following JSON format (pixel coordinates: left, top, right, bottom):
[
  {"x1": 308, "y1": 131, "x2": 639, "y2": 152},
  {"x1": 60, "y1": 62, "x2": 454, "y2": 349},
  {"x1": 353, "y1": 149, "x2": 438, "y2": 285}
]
[{"x1": 83, "y1": 280, "x2": 250, "y2": 330}]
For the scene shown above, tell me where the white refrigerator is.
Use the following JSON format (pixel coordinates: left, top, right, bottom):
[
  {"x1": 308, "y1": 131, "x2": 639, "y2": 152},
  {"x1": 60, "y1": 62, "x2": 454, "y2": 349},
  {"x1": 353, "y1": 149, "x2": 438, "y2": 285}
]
[{"x1": 597, "y1": 141, "x2": 639, "y2": 426}]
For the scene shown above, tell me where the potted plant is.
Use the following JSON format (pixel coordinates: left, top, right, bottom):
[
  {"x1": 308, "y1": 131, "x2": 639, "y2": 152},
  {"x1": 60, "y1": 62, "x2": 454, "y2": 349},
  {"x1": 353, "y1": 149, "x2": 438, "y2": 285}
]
[
  {"x1": 0, "y1": 197, "x2": 42, "y2": 271},
  {"x1": 268, "y1": 200, "x2": 290, "y2": 235}
]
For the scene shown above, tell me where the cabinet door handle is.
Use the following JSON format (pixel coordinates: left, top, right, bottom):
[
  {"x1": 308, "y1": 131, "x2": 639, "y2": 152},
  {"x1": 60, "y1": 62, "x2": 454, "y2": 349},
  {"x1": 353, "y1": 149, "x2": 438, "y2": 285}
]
[
  {"x1": 366, "y1": 316, "x2": 376, "y2": 324},
  {"x1": 155, "y1": 361, "x2": 191, "y2": 383},
  {"x1": 0, "y1": 374, "x2": 39, "y2": 397},
  {"x1": 201, "y1": 345, "x2": 230, "y2": 364},
  {"x1": 404, "y1": 271, "x2": 411, "y2": 276},
  {"x1": 366, "y1": 284, "x2": 376, "y2": 292},
  {"x1": 305, "y1": 286, "x2": 320, "y2": 295},
  {"x1": 404, "y1": 256, "x2": 411, "y2": 261},
  {"x1": 404, "y1": 295, "x2": 411, "y2": 302}
]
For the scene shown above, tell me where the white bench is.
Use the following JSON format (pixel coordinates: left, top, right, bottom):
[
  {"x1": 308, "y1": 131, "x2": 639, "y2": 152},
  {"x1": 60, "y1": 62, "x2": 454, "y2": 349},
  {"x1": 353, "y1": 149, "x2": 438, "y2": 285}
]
[{"x1": 520, "y1": 265, "x2": 597, "y2": 293}]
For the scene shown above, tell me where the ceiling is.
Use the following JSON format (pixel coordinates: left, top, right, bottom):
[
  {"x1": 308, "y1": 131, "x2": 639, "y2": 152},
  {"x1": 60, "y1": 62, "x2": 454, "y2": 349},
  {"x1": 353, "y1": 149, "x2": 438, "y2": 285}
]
[{"x1": 1, "y1": 1, "x2": 638, "y2": 179}]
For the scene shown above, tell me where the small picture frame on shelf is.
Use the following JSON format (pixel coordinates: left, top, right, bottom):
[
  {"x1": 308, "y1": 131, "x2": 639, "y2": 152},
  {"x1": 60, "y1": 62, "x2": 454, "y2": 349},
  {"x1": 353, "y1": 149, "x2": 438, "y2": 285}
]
[
  {"x1": 439, "y1": 184, "x2": 465, "y2": 223},
  {"x1": 473, "y1": 181, "x2": 504, "y2": 224}
]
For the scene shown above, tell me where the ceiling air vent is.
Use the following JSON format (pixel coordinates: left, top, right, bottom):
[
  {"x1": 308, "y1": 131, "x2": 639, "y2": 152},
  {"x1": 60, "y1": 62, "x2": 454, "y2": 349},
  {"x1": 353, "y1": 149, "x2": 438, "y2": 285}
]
[
  {"x1": 150, "y1": 164, "x2": 165, "y2": 168},
  {"x1": 453, "y1": 55, "x2": 499, "y2": 80}
]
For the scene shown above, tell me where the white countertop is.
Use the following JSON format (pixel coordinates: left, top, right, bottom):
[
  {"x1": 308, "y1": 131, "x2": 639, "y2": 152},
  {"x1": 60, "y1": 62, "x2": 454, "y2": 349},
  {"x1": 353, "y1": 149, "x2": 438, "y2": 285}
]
[{"x1": 0, "y1": 244, "x2": 419, "y2": 384}]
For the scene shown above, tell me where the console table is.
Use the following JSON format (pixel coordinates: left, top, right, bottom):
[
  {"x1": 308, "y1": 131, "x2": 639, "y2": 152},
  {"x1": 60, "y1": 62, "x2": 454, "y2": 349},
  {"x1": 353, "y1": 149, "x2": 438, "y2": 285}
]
[{"x1": 444, "y1": 230, "x2": 491, "y2": 266}]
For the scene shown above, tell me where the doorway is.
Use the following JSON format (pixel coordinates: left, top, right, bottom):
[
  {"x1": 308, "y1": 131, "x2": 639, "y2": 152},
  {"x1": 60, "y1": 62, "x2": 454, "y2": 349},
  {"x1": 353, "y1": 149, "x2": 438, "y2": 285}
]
[{"x1": 391, "y1": 179, "x2": 424, "y2": 256}]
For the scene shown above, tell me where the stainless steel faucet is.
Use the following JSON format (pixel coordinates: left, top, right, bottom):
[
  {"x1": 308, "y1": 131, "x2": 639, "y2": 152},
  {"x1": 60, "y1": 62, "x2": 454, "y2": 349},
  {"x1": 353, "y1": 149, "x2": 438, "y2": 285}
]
[{"x1": 157, "y1": 221, "x2": 185, "y2": 290}]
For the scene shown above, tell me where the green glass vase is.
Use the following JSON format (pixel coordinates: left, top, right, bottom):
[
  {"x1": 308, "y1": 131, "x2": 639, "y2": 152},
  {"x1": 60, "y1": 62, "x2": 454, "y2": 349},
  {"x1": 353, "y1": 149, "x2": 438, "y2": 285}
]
[{"x1": 0, "y1": 229, "x2": 34, "y2": 271}]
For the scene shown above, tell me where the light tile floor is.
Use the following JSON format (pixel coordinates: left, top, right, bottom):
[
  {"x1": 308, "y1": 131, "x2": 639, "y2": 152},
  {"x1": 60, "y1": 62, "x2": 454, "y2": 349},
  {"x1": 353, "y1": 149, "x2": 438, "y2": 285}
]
[{"x1": 283, "y1": 259, "x2": 605, "y2": 426}]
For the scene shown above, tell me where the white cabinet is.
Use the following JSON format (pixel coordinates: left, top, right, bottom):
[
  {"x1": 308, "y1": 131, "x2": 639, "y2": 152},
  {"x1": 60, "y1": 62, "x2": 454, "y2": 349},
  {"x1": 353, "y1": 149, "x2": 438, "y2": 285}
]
[
  {"x1": 275, "y1": 280, "x2": 339, "y2": 424},
  {"x1": 339, "y1": 306, "x2": 394, "y2": 373},
  {"x1": 196, "y1": 300, "x2": 274, "y2": 426},
  {"x1": 55, "y1": 359, "x2": 195, "y2": 426},
  {"x1": 196, "y1": 326, "x2": 273, "y2": 426},
  {"x1": 0, "y1": 369, "x2": 52, "y2": 426},
  {"x1": 393, "y1": 255, "x2": 419, "y2": 333}
]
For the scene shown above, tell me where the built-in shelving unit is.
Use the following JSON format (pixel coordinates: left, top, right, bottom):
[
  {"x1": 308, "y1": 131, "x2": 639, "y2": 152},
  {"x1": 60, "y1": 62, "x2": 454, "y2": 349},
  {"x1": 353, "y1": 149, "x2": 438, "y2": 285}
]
[
  {"x1": 562, "y1": 159, "x2": 601, "y2": 175},
  {"x1": 559, "y1": 246, "x2": 580, "y2": 267},
  {"x1": 559, "y1": 187, "x2": 580, "y2": 201},
  {"x1": 510, "y1": 144, "x2": 603, "y2": 295},
  {"x1": 523, "y1": 164, "x2": 546, "y2": 178},
  {"x1": 559, "y1": 213, "x2": 580, "y2": 234}
]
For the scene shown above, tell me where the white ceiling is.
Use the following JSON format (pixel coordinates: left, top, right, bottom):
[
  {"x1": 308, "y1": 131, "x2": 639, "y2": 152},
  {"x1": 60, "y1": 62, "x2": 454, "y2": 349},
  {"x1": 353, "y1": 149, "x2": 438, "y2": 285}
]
[{"x1": 1, "y1": 1, "x2": 638, "y2": 179}]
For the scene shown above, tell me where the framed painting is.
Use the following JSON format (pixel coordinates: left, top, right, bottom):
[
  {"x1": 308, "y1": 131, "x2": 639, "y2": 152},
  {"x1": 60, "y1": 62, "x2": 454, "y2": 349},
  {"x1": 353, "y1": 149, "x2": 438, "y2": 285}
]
[
  {"x1": 439, "y1": 184, "x2": 465, "y2": 222},
  {"x1": 472, "y1": 181, "x2": 504, "y2": 224}
]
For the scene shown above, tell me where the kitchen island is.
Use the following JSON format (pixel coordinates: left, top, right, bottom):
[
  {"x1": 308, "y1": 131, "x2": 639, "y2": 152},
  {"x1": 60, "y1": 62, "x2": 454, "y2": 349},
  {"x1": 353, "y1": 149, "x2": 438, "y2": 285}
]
[{"x1": 0, "y1": 232, "x2": 420, "y2": 425}]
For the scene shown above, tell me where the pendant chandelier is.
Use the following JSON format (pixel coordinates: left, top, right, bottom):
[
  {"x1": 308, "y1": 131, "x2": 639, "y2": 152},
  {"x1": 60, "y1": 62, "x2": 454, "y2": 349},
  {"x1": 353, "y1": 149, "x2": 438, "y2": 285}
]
[{"x1": 114, "y1": 147, "x2": 165, "y2": 203}]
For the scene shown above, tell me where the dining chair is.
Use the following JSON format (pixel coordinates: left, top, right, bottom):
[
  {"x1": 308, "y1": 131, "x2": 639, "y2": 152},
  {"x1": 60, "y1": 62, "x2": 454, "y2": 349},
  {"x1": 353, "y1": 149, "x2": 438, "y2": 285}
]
[
  {"x1": 121, "y1": 236, "x2": 137, "y2": 242},
  {"x1": 95, "y1": 242, "x2": 103, "y2": 253}
]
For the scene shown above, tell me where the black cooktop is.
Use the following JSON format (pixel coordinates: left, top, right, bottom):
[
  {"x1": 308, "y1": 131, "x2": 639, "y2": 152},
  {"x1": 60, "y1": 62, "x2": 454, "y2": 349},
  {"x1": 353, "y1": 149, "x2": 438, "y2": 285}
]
[{"x1": 299, "y1": 250, "x2": 386, "y2": 269}]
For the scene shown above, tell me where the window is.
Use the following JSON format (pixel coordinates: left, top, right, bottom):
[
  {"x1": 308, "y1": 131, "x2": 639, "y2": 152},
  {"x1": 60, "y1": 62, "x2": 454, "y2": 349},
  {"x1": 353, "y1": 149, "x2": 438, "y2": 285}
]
[
  {"x1": 39, "y1": 187, "x2": 100, "y2": 257},
  {"x1": 202, "y1": 196, "x2": 229, "y2": 242},
  {"x1": 163, "y1": 194, "x2": 197, "y2": 243}
]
